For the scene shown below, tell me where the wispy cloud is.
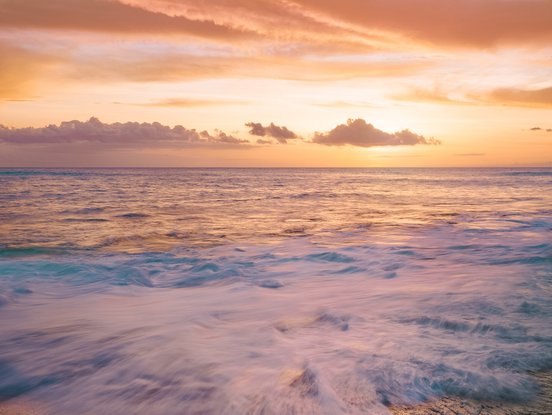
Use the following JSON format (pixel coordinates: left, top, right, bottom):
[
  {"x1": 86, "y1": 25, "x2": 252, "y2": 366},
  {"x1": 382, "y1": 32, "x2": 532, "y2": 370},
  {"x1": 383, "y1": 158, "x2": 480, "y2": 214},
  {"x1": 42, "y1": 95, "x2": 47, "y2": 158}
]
[
  {"x1": 289, "y1": 0, "x2": 552, "y2": 48},
  {"x1": 394, "y1": 85, "x2": 552, "y2": 108},
  {"x1": 119, "y1": 98, "x2": 250, "y2": 107},
  {"x1": 392, "y1": 88, "x2": 471, "y2": 106},
  {"x1": 124, "y1": 0, "x2": 552, "y2": 49},
  {"x1": 312, "y1": 119, "x2": 439, "y2": 147},
  {"x1": 312, "y1": 100, "x2": 379, "y2": 108},
  {"x1": 0, "y1": 41, "x2": 431, "y2": 101},
  {"x1": 0, "y1": 0, "x2": 253, "y2": 40},
  {"x1": 485, "y1": 86, "x2": 552, "y2": 108}
]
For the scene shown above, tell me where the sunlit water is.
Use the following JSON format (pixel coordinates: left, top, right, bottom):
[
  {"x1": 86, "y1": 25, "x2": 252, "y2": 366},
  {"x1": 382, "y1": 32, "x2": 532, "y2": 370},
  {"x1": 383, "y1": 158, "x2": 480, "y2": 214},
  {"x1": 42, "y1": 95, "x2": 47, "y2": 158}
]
[{"x1": 0, "y1": 168, "x2": 551, "y2": 414}]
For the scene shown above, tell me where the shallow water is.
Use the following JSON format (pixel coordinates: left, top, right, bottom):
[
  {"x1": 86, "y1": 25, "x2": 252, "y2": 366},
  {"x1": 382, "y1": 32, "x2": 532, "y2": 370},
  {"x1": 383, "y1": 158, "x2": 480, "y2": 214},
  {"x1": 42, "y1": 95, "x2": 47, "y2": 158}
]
[{"x1": 0, "y1": 168, "x2": 551, "y2": 414}]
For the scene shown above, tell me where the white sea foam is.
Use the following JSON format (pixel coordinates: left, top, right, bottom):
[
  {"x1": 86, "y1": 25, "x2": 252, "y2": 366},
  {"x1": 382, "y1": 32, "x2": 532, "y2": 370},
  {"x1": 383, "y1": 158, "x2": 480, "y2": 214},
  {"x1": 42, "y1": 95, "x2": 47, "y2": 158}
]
[{"x1": 0, "y1": 168, "x2": 551, "y2": 414}]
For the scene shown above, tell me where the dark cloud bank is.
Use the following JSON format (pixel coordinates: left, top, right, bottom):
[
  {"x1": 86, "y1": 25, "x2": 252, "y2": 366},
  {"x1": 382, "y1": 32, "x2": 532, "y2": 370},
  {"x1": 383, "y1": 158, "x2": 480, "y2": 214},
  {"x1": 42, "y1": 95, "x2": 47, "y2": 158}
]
[
  {"x1": 0, "y1": 117, "x2": 248, "y2": 148},
  {"x1": 0, "y1": 118, "x2": 438, "y2": 154}
]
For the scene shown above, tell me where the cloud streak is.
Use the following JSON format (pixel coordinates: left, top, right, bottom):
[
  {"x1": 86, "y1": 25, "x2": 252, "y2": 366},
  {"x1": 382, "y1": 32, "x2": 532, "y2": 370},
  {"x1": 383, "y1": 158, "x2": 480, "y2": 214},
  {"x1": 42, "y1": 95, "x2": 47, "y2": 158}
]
[
  {"x1": 313, "y1": 119, "x2": 439, "y2": 147},
  {"x1": 122, "y1": 0, "x2": 552, "y2": 49},
  {"x1": 0, "y1": 0, "x2": 252, "y2": 40},
  {"x1": 0, "y1": 117, "x2": 249, "y2": 148},
  {"x1": 394, "y1": 86, "x2": 552, "y2": 109},
  {"x1": 291, "y1": 0, "x2": 552, "y2": 48},
  {"x1": 487, "y1": 87, "x2": 552, "y2": 108},
  {"x1": 121, "y1": 98, "x2": 250, "y2": 107},
  {"x1": 0, "y1": 39, "x2": 431, "y2": 101},
  {"x1": 529, "y1": 127, "x2": 552, "y2": 133}
]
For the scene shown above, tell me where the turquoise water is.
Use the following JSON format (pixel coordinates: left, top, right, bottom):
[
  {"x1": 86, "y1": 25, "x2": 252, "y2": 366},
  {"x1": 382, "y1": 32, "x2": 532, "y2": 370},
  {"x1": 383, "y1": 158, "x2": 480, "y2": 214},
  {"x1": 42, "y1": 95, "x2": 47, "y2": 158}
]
[{"x1": 0, "y1": 168, "x2": 551, "y2": 414}]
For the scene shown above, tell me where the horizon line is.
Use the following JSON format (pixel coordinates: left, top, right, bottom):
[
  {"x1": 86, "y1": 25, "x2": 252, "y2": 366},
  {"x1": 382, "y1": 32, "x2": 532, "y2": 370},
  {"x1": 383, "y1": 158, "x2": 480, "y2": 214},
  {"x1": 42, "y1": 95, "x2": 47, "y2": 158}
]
[{"x1": 1, "y1": 165, "x2": 551, "y2": 169}]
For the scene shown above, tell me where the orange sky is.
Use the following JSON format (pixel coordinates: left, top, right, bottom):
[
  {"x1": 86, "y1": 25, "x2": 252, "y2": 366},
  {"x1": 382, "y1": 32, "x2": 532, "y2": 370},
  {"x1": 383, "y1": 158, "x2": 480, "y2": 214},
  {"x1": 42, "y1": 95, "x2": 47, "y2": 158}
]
[{"x1": 0, "y1": 0, "x2": 551, "y2": 167}]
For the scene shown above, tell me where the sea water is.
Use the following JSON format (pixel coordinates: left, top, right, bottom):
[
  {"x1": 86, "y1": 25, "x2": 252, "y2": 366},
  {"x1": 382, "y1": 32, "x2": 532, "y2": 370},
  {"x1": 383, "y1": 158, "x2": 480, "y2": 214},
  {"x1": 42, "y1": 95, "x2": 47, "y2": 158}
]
[{"x1": 0, "y1": 168, "x2": 551, "y2": 414}]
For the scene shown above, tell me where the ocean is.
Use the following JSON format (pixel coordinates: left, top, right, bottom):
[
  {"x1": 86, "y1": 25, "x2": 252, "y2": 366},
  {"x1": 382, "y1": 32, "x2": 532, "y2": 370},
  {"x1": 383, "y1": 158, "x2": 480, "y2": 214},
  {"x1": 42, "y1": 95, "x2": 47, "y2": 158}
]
[{"x1": 0, "y1": 168, "x2": 551, "y2": 414}]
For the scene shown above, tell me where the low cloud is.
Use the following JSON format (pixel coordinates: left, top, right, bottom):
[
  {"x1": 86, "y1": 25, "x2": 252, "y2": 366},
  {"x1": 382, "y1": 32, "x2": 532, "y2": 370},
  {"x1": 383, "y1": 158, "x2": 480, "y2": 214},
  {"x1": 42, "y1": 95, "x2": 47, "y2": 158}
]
[
  {"x1": 0, "y1": 117, "x2": 249, "y2": 148},
  {"x1": 529, "y1": 127, "x2": 552, "y2": 132},
  {"x1": 245, "y1": 122, "x2": 299, "y2": 144},
  {"x1": 312, "y1": 119, "x2": 439, "y2": 147}
]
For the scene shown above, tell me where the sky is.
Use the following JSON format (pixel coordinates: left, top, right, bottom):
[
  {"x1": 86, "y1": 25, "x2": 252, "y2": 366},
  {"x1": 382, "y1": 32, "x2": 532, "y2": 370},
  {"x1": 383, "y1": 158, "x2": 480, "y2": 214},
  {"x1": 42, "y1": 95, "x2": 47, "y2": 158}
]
[{"x1": 0, "y1": 0, "x2": 551, "y2": 167}]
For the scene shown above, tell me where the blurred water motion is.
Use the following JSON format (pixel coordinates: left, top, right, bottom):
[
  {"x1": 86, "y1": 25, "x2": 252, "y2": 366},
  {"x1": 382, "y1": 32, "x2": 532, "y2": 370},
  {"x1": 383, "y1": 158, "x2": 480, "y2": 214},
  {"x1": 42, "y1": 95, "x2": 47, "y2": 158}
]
[{"x1": 0, "y1": 168, "x2": 551, "y2": 414}]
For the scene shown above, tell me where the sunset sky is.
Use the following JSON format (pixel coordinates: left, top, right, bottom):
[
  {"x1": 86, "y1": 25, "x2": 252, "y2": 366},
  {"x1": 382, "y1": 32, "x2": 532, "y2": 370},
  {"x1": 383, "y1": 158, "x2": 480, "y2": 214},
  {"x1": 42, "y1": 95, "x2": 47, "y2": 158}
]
[{"x1": 1, "y1": 0, "x2": 551, "y2": 167}]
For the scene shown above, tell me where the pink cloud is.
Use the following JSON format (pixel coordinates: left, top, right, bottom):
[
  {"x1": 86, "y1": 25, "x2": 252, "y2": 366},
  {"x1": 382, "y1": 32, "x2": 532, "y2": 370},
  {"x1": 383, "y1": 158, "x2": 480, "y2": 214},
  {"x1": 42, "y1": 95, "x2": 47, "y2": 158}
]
[{"x1": 313, "y1": 119, "x2": 439, "y2": 147}]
